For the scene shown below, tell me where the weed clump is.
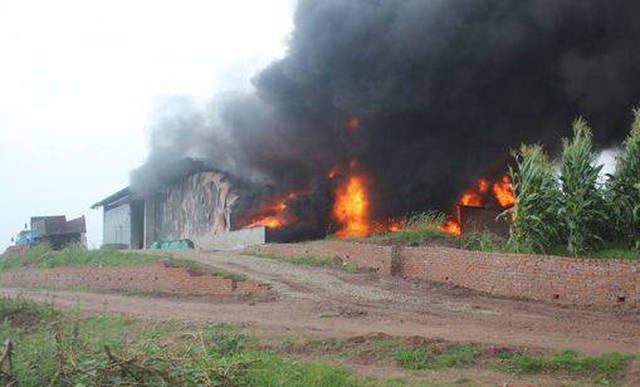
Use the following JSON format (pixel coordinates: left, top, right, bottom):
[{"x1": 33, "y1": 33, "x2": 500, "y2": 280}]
[
  {"x1": 395, "y1": 344, "x2": 479, "y2": 370},
  {"x1": 494, "y1": 348, "x2": 634, "y2": 383}
]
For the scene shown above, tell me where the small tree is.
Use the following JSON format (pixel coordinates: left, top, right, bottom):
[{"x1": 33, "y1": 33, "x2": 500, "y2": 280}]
[
  {"x1": 559, "y1": 117, "x2": 606, "y2": 256},
  {"x1": 509, "y1": 144, "x2": 562, "y2": 253},
  {"x1": 606, "y1": 108, "x2": 640, "y2": 248}
]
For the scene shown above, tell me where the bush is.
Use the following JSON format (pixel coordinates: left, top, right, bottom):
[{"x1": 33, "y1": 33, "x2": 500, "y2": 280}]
[
  {"x1": 559, "y1": 118, "x2": 607, "y2": 256},
  {"x1": 606, "y1": 107, "x2": 640, "y2": 248},
  {"x1": 509, "y1": 144, "x2": 562, "y2": 253}
]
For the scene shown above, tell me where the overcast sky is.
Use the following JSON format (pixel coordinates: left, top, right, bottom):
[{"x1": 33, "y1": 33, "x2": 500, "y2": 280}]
[{"x1": 0, "y1": 0, "x2": 295, "y2": 250}]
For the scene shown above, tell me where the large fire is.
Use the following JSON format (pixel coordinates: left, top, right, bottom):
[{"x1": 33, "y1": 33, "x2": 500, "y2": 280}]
[
  {"x1": 439, "y1": 175, "x2": 516, "y2": 236},
  {"x1": 243, "y1": 164, "x2": 515, "y2": 239},
  {"x1": 244, "y1": 197, "x2": 292, "y2": 229},
  {"x1": 333, "y1": 175, "x2": 371, "y2": 237}
]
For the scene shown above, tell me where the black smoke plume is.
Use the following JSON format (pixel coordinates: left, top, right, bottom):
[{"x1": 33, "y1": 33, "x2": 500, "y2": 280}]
[{"x1": 131, "y1": 0, "x2": 640, "y2": 236}]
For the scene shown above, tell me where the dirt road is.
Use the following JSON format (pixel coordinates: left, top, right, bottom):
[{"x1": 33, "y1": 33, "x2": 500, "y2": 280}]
[{"x1": 1, "y1": 249, "x2": 639, "y2": 355}]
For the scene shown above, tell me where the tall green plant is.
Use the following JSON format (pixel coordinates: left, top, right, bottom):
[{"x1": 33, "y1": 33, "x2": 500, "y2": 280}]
[
  {"x1": 606, "y1": 108, "x2": 640, "y2": 248},
  {"x1": 559, "y1": 118, "x2": 606, "y2": 256},
  {"x1": 509, "y1": 144, "x2": 562, "y2": 253}
]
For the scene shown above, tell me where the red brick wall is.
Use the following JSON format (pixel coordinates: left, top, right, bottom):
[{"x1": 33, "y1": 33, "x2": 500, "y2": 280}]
[
  {"x1": 247, "y1": 241, "x2": 393, "y2": 274},
  {"x1": 398, "y1": 247, "x2": 639, "y2": 306},
  {"x1": 249, "y1": 242, "x2": 640, "y2": 306},
  {"x1": 0, "y1": 263, "x2": 270, "y2": 297}
]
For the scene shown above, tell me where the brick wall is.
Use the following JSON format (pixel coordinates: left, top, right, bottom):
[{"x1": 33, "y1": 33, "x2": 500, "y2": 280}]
[
  {"x1": 248, "y1": 242, "x2": 640, "y2": 306},
  {"x1": 398, "y1": 247, "x2": 639, "y2": 306},
  {"x1": 247, "y1": 240, "x2": 393, "y2": 274},
  {"x1": 0, "y1": 263, "x2": 270, "y2": 297}
]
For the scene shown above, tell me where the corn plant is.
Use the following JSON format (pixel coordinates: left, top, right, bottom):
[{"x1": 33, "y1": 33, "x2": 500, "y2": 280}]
[
  {"x1": 606, "y1": 108, "x2": 640, "y2": 248},
  {"x1": 509, "y1": 144, "x2": 562, "y2": 253},
  {"x1": 559, "y1": 118, "x2": 607, "y2": 256}
]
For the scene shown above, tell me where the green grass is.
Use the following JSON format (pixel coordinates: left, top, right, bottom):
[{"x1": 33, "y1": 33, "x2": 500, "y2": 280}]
[
  {"x1": 536, "y1": 242, "x2": 640, "y2": 260},
  {"x1": 0, "y1": 246, "x2": 253, "y2": 283},
  {"x1": 395, "y1": 344, "x2": 480, "y2": 370},
  {"x1": 0, "y1": 298, "x2": 634, "y2": 385},
  {"x1": 250, "y1": 252, "x2": 359, "y2": 273},
  {"x1": 459, "y1": 231, "x2": 640, "y2": 260},
  {"x1": 0, "y1": 244, "x2": 160, "y2": 272},
  {"x1": 369, "y1": 211, "x2": 454, "y2": 246},
  {"x1": 0, "y1": 297, "x2": 384, "y2": 386},
  {"x1": 589, "y1": 248, "x2": 640, "y2": 260},
  {"x1": 493, "y1": 349, "x2": 635, "y2": 382}
]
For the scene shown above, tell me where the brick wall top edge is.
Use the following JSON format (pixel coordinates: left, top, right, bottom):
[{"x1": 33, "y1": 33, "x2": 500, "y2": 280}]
[
  {"x1": 259, "y1": 242, "x2": 639, "y2": 266},
  {"x1": 0, "y1": 263, "x2": 168, "y2": 274},
  {"x1": 0, "y1": 263, "x2": 263, "y2": 286}
]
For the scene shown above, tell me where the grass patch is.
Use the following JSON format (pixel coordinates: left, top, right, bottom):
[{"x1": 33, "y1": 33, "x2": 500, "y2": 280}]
[
  {"x1": 250, "y1": 252, "x2": 359, "y2": 273},
  {"x1": 0, "y1": 244, "x2": 160, "y2": 272},
  {"x1": 0, "y1": 297, "x2": 58, "y2": 331},
  {"x1": 273, "y1": 334, "x2": 636, "y2": 384},
  {"x1": 0, "y1": 246, "x2": 251, "y2": 282},
  {"x1": 0, "y1": 298, "x2": 388, "y2": 386},
  {"x1": 494, "y1": 348, "x2": 635, "y2": 382},
  {"x1": 459, "y1": 231, "x2": 640, "y2": 260},
  {"x1": 369, "y1": 212, "x2": 454, "y2": 246},
  {"x1": 395, "y1": 344, "x2": 480, "y2": 370},
  {"x1": 527, "y1": 242, "x2": 640, "y2": 260}
]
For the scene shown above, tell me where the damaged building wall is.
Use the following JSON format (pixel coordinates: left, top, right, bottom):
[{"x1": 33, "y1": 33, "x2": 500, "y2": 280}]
[{"x1": 146, "y1": 171, "x2": 239, "y2": 245}]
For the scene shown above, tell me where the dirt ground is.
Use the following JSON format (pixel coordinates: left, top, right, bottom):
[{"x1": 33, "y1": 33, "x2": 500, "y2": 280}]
[{"x1": 1, "y1": 249, "x2": 639, "y2": 384}]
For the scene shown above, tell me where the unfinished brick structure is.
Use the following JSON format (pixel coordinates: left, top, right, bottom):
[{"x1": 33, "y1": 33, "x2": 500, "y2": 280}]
[
  {"x1": 0, "y1": 263, "x2": 270, "y2": 297},
  {"x1": 247, "y1": 241, "x2": 639, "y2": 306}
]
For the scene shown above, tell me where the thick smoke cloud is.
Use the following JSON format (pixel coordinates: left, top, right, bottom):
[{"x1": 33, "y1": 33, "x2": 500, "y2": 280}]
[{"x1": 131, "y1": 0, "x2": 640, "y2": 229}]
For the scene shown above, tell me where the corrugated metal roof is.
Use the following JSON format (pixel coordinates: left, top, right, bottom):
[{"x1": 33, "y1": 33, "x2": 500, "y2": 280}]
[{"x1": 90, "y1": 187, "x2": 131, "y2": 209}]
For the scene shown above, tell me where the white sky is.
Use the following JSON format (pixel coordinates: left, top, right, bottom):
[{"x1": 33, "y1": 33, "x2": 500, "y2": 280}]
[{"x1": 0, "y1": 0, "x2": 295, "y2": 250}]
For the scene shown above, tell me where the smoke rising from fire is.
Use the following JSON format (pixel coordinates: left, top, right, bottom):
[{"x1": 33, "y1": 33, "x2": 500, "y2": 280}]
[{"x1": 131, "y1": 0, "x2": 640, "y2": 235}]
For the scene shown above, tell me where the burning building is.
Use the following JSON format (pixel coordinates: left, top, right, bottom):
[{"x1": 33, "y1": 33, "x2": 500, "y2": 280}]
[
  {"x1": 92, "y1": 168, "x2": 242, "y2": 249},
  {"x1": 93, "y1": 158, "x2": 384, "y2": 248},
  {"x1": 97, "y1": 1, "x2": 640, "y2": 246}
]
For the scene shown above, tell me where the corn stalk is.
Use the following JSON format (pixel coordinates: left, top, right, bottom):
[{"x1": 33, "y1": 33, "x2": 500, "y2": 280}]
[
  {"x1": 606, "y1": 108, "x2": 640, "y2": 248},
  {"x1": 559, "y1": 117, "x2": 606, "y2": 256},
  {"x1": 509, "y1": 144, "x2": 562, "y2": 253}
]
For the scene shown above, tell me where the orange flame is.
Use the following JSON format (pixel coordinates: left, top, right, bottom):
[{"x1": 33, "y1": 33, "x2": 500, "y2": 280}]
[
  {"x1": 492, "y1": 175, "x2": 516, "y2": 208},
  {"x1": 273, "y1": 201, "x2": 287, "y2": 212},
  {"x1": 439, "y1": 219, "x2": 462, "y2": 236},
  {"x1": 372, "y1": 217, "x2": 406, "y2": 233},
  {"x1": 243, "y1": 192, "x2": 300, "y2": 230},
  {"x1": 333, "y1": 175, "x2": 370, "y2": 237},
  {"x1": 459, "y1": 190, "x2": 483, "y2": 207},
  {"x1": 388, "y1": 223, "x2": 401, "y2": 232},
  {"x1": 246, "y1": 216, "x2": 284, "y2": 229},
  {"x1": 477, "y1": 178, "x2": 489, "y2": 193}
]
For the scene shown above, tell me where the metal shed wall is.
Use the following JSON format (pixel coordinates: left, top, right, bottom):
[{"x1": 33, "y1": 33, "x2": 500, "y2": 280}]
[{"x1": 103, "y1": 203, "x2": 131, "y2": 246}]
